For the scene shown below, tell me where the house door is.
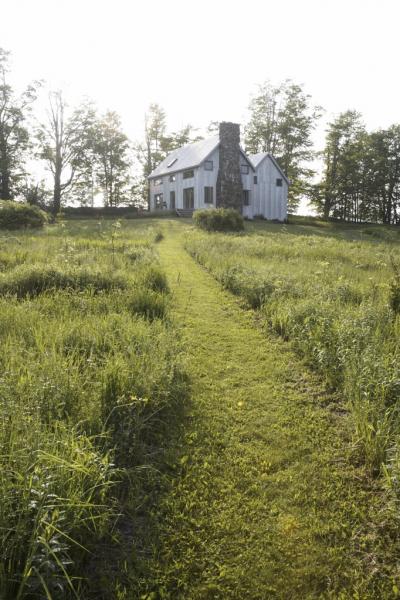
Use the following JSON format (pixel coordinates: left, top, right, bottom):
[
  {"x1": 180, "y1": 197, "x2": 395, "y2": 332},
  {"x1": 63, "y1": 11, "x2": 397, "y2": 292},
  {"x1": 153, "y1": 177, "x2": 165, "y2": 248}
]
[
  {"x1": 183, "y1": 187, "x2": 194, "y2": 209},
  {"x1": 170, "y1": 191, "x2": 176, "y2": 210}
]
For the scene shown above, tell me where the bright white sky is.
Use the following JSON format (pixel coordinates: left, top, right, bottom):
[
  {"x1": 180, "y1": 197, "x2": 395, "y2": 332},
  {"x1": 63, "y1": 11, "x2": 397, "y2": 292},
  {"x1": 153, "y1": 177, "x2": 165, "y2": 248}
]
[{"x1": 2, "y1": 0, "x2": 400, "y2": 211}]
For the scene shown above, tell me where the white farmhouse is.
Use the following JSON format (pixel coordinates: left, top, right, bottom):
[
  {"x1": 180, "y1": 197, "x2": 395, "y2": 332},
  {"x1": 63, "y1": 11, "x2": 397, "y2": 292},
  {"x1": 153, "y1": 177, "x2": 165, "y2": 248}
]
[{"x1": 148, "y1": 122, "x2": 288, "y2": 220}]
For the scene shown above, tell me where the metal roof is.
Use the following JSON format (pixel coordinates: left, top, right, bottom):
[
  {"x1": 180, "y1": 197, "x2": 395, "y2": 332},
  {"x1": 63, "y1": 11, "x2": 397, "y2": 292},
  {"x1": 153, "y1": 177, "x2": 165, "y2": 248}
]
[
  {"x1": 248, "y1": 152, "x2": 267, "y2": 168},
  {"x1": 248, "y1": 152, "x2": 290, "y2": 185},
  {"x1": 147, "y1": 136, "x2": 286, "y2": 180},
  {"x1": 148, "y1": 136, "x2": 219, "y2": 179}
]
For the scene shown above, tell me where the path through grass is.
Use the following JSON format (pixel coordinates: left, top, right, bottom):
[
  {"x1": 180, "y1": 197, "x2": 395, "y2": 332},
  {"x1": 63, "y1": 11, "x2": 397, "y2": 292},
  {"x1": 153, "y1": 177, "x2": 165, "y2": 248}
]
[{"x1": 143, "y1": 222, "x2": 397, "y2": 599}]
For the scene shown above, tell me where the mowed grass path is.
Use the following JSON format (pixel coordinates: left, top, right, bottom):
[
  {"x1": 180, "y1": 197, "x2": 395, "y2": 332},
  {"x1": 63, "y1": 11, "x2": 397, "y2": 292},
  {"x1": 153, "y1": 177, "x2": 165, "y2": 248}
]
[{"x1": 147, "y1": 221, "x2": 394, "y2": 599}]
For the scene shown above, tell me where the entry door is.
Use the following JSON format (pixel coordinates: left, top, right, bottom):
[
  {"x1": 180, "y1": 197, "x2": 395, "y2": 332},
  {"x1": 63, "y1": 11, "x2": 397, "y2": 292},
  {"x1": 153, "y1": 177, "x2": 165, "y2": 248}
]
[
  {"x1": 170, "y1": 191, "x2": 176, "y2": 210},
  {"x1": 183, "y1": 187, "x2": 194, "y2": 209}
]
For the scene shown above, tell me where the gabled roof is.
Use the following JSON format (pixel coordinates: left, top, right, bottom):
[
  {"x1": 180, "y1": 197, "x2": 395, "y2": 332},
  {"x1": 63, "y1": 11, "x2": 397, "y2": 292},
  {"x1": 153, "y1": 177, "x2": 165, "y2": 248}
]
[
  {"x1": 248, "y1": 152, "x2": 289, "y2": 185},
  {"x1": 148, "y1": 136, "x2": 219, "y2": 179},
  {"x1": 148, "y1": 135, "x2": 255, "y2": 179}
]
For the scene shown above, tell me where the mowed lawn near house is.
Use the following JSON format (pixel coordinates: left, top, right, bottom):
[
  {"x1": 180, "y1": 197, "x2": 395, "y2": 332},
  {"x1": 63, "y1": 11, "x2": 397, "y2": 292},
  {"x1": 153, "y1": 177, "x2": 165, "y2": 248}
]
[{"x1": 138, "y1": 218, "x2": 400, "y2": 599}]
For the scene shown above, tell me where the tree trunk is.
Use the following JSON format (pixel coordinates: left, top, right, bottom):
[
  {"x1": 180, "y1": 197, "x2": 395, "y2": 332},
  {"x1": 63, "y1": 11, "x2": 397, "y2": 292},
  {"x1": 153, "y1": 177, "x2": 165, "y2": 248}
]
[
  {"x1": 0, "y1": 171, "x2": 10, "y2": 200},
  {"x1": 53, "y1": 170, "x2": 61, "y2": 215}
]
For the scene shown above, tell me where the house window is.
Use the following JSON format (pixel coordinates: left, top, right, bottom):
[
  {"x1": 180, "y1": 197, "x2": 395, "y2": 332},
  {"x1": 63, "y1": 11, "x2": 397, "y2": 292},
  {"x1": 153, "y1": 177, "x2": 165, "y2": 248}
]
[
  {"x1": 243, "y1": 190, "x2": 250, "y2": 206},
  {"x1": 183, "y1": 169, "x2": 194, "y2": 179},
  {"x1": 154, "y1": 193, "x2": 163, "y2": 209},
  {"x1": 204, "y1": 160, "x2": 213, "y2": 171},
  {"x1": 241, "y1": 165, "x2": 249, "y2": 174},
  {"x1": 170, "y1": 191, "x2": 176, "y2": 210},
  {"x1": 254, "y1": 175, "x2": 258, "y2": 184},
  {"x1": 204, "y1": 186, "x2": 213, "y2": 204},
  {"x1": 154, "y1": 178, "x2": 163, "y2": 186},
  {"x1": 169, "y1": 174, "x2": 176, "y2": 182},
  {"x1": 276, "y1": 178, "x2": 283, "y2": 187}
]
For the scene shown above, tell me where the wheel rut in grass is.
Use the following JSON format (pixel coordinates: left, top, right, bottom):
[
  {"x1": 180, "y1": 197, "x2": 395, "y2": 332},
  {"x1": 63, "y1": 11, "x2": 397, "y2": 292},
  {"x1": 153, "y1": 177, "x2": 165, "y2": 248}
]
[{"x1": 151, "y1": 222, "x2": 389, "y2": 599}]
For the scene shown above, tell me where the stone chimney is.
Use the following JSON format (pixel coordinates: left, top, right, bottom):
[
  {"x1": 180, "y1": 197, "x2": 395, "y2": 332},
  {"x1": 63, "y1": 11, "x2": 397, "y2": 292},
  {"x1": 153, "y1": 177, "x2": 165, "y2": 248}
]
[{"x1": 216, "y1": 122, "x2": 243, "y2": 212}]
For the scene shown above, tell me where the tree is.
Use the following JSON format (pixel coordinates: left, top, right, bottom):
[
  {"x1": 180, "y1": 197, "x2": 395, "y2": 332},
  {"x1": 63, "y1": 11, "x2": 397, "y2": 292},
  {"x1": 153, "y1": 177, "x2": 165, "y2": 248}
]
[
  {"x1": 315, "y1": 111, "x2": 366, "y2": 220},
  {"x1": 0, "y1": 48, "x2": 40, "y2": 200},
  {"x1": 364, "y1": 126, "x2": 400, "y2": 224},
  {"x1": 245, "y1": 80, "x2": 322, "y2": 212},
  {"x1": 37, "y1": 91, "x2": 96, "y2": 214},
  {"x1": 136, "y1": 104, "x2": 202, "y2": 208},
  {"x1": 314, "y1": 113, "x2": 400, "y2": 224},
  {"x1": 92, "y1": 111, "x2": 131, "y2": 207},
  {"x1": 135, "y1": 104, "x2": 167, "y2": 209},
  {"x1": 161, "y1": 124, "x2": 203, "y2": 153},
  {"x1": 19, "y1": 177, "x2": 49, "y2": 208}
]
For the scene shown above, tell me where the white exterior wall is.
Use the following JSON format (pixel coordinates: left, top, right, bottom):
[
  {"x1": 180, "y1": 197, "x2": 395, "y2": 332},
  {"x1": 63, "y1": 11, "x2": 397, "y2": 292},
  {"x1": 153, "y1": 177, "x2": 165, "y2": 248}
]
[
  {"x1": 150, "y1": 150, "x2": 287, "y2": 221},
  {"x1": 195, "y1": 148, "x2": 219, "y2": 209},
  {"x1": 240, "y1": 155, "x2": 255, "y2": 219},
  {"x1": 253, "y1": 157, "x2": 288, "y2": 221},
  {"x1": 150, "y1": 148, "x2": 220, "y2": 211}
]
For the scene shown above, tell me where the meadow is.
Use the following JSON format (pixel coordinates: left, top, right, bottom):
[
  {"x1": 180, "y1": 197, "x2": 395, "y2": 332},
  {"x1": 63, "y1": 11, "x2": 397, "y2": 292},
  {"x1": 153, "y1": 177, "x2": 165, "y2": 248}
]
[
  {"x1": 2, "y1": 215, "x2": 400, "y2": 598},
  {"x1": 185, "y1": 217, "x2": 400, "y2": 480},
  {"x1": 0, "y1": 219, "x2": 186, "y2": 599}
]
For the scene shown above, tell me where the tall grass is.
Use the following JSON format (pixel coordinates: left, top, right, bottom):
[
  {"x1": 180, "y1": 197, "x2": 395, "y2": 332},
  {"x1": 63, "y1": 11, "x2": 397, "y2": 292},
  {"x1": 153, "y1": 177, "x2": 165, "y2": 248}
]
[
  {"x1": 185, "y1": 227, "x2": 400, "y2": 481},
  {"x1": 0, "y1": 220, "x2": 186, "y2": 597}
]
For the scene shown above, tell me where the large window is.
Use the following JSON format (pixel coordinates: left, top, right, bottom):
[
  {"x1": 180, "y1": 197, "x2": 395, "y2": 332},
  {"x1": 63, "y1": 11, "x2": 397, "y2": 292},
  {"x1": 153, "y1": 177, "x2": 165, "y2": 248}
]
[
  {"x1": 204, "y1": 160, "x2": 213, "y2": 171},
  {"x1": 276, "y1": 178, "x2": 283, "y2": 187},
  {"x1": 170, "y1": 191, "x2": 176, "y2": 210},
  {"x1": 183, "y1": 187, "x2": 194, "y2": 209},
  {"x1": 254, "y1": 175, "x2": 258, "y2": 184},
  {"x1": 154, "y1": 193, "x2": 164, "y2": 209},
  {"x1": 241, "y1": 164, "x2": 249, "y2": 174},
  {"x1": 183, "y1": 169, "x2": 194, "y2": 179},
  {"x1": 243, "y1": 190, "x2": 250, "y2": 206},
  {"x1": 204, "y1": 186, "x2": 213, "y2": 204}
]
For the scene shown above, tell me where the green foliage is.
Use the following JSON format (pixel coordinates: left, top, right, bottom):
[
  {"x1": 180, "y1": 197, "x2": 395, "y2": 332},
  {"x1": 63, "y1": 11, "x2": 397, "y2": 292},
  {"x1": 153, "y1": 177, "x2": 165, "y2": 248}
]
[
  {"x1": 244, "y1": 79, "x2": 322, "y2": 212},
  {"x1": 0, "y1": 48, "x2": 40, "y2": 201},
  {"x1": 91, "y1": 111, "x2": 131, "y2": 207},
  {"x1": 314, "y1": 111, "x2": 400, "y2": 224},
  {"x1": 140, "y1": 265, "x2": 169, "y2": 293},
  {"x1": 185, "y1": 221, "x2": 400, "y2": 479},
  {"x1": 0, "y1": 265, "x2": 127, "y2": 297},
  {"x1": 0, "y1": 200, "x2": 47, "y2": 229},
  {"x1": 127, "y1": 288, "x2": 168, "y2": 320},
  {"x1": 0, "y1": 219, "x2": 186, "y2": 597},
  {"x1": 153, "y1": 229, "x2": 164, "y2": 243},
  {"x1": 143, "y1": 221, "x2": 399, "y2": 599},
  {"x1": 193, "y1": 208, "x2": 244, "y2": 232}
]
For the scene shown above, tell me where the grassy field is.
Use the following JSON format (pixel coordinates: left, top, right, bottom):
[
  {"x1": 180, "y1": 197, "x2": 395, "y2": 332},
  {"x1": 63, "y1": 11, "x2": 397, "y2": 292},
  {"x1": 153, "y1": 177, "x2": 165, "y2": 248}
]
[
  {"x1": 186, "y1": 216, "x2": 400, "y2": 477},
  {"x1": 0, "y1": 219, "x2": 186, "y2": 598},
  {"x1": 2, "y1": 216, "x2": 400, "y2": 598}
]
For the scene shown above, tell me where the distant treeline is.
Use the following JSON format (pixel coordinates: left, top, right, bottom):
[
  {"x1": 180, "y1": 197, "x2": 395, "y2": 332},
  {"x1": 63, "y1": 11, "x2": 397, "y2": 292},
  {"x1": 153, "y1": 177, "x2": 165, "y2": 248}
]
[{"x1": 1, "y1": 47, "x2": 399, "y2": 222}]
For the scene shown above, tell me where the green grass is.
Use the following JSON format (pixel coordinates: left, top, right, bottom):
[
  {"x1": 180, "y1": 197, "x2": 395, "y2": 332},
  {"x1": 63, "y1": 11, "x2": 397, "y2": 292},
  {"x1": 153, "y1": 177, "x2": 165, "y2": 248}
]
[
  {"x1": 186, "y1": 218, "x2": 400, "y2": 477},
  {"x1": 0, "y1": 219, "x2": 186, "y2": 599},
  {"x1": 2, "y1": 216, "x2": 400, "y2": 598},
  {"x1": 128, "y1": 220, "x2": 400, "y2": 599}
]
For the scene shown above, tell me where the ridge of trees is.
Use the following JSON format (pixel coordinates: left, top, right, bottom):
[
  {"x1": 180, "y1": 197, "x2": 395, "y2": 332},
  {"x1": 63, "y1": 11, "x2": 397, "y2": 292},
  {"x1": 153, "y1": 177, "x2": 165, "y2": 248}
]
[{"x1": 2, "y1": 47, "x2": 400, "y2": 223}]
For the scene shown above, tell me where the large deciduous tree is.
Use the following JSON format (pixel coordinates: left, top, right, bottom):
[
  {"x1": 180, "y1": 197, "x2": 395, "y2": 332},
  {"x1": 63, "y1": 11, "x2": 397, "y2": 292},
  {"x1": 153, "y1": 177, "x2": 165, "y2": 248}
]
[
  {"x1": 136, "y1": 104, "x2": 202, "y2": 209},
  {"x1": 37, "y1": 91, "x2": 96, "y2": 214},
  {"x1": 316, "y1": 111, "x2": 367, "y2": 221},
  {"x1": 0, "y1": 48, "x2": 40, "y2": 200},
  {"x1": 92, "y1": 111, "x2": 131, "y2": 207},
  {"x1": 245, "y1": 80, "x2": 322, "y2": 212},
  {"x1": 314, "y1": 112, "x2": 400, "y2": 224}
]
